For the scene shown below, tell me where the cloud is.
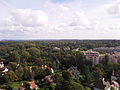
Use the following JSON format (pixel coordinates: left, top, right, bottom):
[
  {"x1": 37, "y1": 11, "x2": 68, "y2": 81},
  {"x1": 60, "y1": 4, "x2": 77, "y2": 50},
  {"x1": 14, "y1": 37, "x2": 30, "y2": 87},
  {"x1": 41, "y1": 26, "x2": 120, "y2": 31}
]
[
  {"x1": 11, "y1": 9, "x2": 48, "y2": 26},
  {"x1": 107, "y1": 0, "x2": 120, "y2": 15},
  {"x1": 1, "y1": 0, "x2": 120, "y2": 39},
  {"x1": 69, "y1": 12, "x2": 90, "y2": 26}
]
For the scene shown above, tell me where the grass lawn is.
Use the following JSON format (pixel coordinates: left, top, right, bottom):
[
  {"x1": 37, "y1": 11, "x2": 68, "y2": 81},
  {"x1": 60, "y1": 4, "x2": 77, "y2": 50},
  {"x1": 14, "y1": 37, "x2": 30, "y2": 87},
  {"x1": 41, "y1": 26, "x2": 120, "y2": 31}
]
[
  {"x1": 38, "y1": 88, "x2": 50, "y2": 90},
  {"x1": 8, "y1": 81, "x2": 27, "y2": 88}
]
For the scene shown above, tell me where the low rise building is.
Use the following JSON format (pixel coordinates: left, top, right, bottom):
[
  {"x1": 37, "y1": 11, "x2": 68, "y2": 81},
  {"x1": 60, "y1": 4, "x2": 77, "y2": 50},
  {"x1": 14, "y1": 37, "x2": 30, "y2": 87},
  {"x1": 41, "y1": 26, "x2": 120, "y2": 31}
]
[
  {"x1": 45, "y1": 75, "x2": 54, "y2": 83},
  {"x1": 108, "y1": 52, "x2": 120, "y2": 63},
  {"x1": 28, "y1": 81, "x2": 38, "y2": 90},
  {"x1": 53, "y1": 47, "x2": 60, "y2": 50},
  {"x1": 0, "y1": 61, "x2": 4, "y2": 68},
  {"x1": 111, "y1": 70, "x2": 120, "y2": 83},
  {"x1": 94, "y1": 78, "x2": 119, "y2": 90},
  {"x1": 67, "y1": 67, "x2": 80, "y2": 78},
  {"x1": 81, "y1": 50, "x2": 105, "y2": 65},
  {"x1": 63, "y1": 47, "x2": 71, "y2": 51},
  {"x1": 72, "y1": 48, "x2": 79, "y2": 52}
]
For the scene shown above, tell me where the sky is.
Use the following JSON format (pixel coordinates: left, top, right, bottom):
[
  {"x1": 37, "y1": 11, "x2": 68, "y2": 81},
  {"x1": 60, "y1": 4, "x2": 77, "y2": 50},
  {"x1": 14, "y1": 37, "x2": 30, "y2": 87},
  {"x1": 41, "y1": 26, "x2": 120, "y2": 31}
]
[{"x1": 0, "y1": 0, "x2": 120, "y2": 40}]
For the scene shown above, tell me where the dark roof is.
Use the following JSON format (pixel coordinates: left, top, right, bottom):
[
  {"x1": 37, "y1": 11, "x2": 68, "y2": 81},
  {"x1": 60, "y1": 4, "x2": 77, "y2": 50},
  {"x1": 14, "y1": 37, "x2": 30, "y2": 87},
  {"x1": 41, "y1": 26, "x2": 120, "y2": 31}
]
[{"x1": 94, "y1": 80, "x2": 105, "y2": 90}]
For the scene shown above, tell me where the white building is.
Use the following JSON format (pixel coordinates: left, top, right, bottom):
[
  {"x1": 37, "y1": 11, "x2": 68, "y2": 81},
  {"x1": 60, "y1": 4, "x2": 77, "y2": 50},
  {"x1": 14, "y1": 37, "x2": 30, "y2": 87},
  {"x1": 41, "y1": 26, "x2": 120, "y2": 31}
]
[
  {"x1": 81, "y1": 50, "x2": 105, "y2": 65},
  {"x1": 53, "y1": 47, "x2": 60, "y2": 50},
  {"x1": 72, "y1": 48, "x2": 79, "y2": 52},
  {"x1": 94, "y1": 78, "x2": 119, "y2": 90},
  {"x1": 0, "y1": 61, "x2": 4, "y2": 68}
]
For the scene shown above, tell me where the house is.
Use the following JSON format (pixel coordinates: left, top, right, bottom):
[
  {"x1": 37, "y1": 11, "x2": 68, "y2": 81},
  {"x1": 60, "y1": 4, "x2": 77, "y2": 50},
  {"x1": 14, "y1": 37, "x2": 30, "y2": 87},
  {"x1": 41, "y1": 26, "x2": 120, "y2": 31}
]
[
  {"x1": 28, "y1": 81, "x2": 38, "y2": 90},
  {"x1": 63, "y1": 47, "x2": 70, "y2": 51},
  {"x1": 0, "y1": 67, "x2": 9, "y2": 76},
  {"x1": 0, "y1": 61, "x2": 4, "y2": 68},
  {"x1": 18, "y1": 86, "x2": 25, "y2": 90},
  {"x1": 93, "y1": 46, "x2": 120, "y2": 53},
  {"x1": 94, "y1": 78, "x2": 119, "y2": 90},
  {"x1": 108, "y1": 52, "x2": 120, "y2": 63},
  {"x1": 67, "y1": 67, "x2": 80, "y2": 78},
  {"x1": 111, "y1": 70, "x2": 120, "y2": 83},
  {"x1": 111, "y1": 80, "x2": 119, "y2": 90},
  {"x1": 53, "y1": 47, "x2": 60, "y2": 50},
  {"x1": 102, "y1": 78, "x2": 111, "y2": 90},
  {"x1": 94, "y1": 80, "x2": 105, "y2": 90},
  {"x1": 72, "y1": 48, "x2": 79, "y2": 51},
  {"x1": 45, "y1": 75, "x2": 54, "y2": 83},
  {"x1": 42, "y1": 65, "x2": 54, "y2": 74},
  {"x1": 18, "y1": 83, "x2": 25, "y2": 90}
]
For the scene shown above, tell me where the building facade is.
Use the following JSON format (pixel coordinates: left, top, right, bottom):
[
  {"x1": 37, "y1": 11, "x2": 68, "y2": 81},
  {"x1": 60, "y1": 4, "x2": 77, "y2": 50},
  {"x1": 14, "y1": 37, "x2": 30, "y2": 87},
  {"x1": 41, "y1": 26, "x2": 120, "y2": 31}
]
[
  {"x1": 81, "y1": 50, "x2": 105, "y2": 65},
  {"x1": 108, "y1": 52, "x2": 120, "y2": 63}
]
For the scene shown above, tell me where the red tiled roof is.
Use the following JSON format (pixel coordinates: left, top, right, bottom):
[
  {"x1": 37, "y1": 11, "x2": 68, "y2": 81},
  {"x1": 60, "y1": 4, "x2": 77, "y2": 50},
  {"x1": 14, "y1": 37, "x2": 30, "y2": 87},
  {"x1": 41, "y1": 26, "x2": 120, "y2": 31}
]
[{"x1": 28, "y1": 81, "x2": 38, "y2": 89}]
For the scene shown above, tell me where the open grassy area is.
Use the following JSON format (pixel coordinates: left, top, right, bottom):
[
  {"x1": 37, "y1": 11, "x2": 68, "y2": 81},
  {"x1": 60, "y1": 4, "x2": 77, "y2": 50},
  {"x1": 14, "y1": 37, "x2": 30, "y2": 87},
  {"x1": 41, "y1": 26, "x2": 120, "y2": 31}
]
[
  {"x1": 8, "y1": 81, "x2": 27, "y2": 88},
  {"x1": 8, "y1": 82, "x2": 21, "y2": 88}
]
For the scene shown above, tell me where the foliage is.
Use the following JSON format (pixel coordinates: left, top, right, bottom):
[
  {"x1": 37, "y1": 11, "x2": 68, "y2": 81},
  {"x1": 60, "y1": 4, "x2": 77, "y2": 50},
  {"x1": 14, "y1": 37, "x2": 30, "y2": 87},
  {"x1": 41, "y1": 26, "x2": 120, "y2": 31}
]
[{"x1": 0, "y1": 40, "x2": 120, "y2": 89}]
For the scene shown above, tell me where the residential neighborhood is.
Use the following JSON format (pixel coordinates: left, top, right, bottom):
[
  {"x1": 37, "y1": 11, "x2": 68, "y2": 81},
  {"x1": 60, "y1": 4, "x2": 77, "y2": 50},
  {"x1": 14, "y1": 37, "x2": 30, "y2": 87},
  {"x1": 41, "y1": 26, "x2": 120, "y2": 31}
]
[{"x1": 0, "y1": 40, "x2": 120, "y2": 90}]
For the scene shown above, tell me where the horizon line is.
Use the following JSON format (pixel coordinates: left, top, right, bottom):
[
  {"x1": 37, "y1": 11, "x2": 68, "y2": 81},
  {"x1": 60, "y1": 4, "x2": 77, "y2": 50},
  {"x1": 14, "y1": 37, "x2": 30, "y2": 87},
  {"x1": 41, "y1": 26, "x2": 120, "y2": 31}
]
[{"x1": 1, "y1": 39, "x2": 120, "y2": 41}]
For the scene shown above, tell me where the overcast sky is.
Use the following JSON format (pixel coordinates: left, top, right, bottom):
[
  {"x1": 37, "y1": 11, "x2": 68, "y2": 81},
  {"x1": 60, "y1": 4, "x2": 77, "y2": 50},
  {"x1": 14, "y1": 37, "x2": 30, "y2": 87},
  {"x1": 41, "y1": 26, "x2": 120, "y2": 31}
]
[{"x1": 0, "y1": 0, "x2": 120, "y2": 40}]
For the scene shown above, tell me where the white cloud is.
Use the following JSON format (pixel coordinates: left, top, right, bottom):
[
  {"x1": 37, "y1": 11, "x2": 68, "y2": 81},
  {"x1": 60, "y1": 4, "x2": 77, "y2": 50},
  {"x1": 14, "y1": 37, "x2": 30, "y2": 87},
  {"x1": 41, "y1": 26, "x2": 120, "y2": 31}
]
[
  {"x1": 107, "y1": 0, "x2": 120, "y2": 15},
  {"x1": 11, "y1": 9, "x2": 48, "y2": 26},
  {"x1": 69, "y1": 11, "x2": 90, "y2": 26},
  {"x1": 1, "y1": 0, "x2": 120, "y2": 39}
]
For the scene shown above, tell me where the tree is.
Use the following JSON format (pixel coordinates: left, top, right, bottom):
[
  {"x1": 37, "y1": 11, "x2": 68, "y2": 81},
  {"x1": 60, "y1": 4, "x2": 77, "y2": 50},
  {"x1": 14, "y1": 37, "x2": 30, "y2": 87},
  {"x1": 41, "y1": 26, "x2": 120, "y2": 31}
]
[
  {"x1": 20, "y1": 50, "x2": 30, "y2": 63},
  {"x1": 110, "y1": 87, "x2": 115, "y2": 90},
  {"x1": 54, "y1": 71, "x2": 63, "y2": 84},
  {"x1": 85, "y1": 87, "x2": 92, "y2": 90},
  {"x1": 92, "y1": 64, "x2": 105, "y2": 80},
  {"x1": 8, "y1": 62, "x2": 18, "y2": 71},
  {"x1": 15, "y1": 65, "x2": 24, "y2": 80},
  {"x1": 4, "y1": 70, "x2": 18, "y2": 82},
  {"x1": 9, "y1": 51, "x2": 20, "y2": 63},
  {"x1": 23, "y1": 67, "x2": 31, "y2": 80},
  {"x1": 104, "y1": 55, "x2": 109, "y2": 65},
  {"x1": 28, "y1": 47, "x2": 41, "y2": 60},
  {"x1": 34, "y1": 58, "x2": 45, "y2": 66},
  {"x1": 81, "y1": 65, "x2": 93, "y2": 86},
  {"x1": 56, "y1": 80, "x2": 85, "y2": 90},
  {"x1": 62, "y1": 71, "x2": 72, "y2": 81}
]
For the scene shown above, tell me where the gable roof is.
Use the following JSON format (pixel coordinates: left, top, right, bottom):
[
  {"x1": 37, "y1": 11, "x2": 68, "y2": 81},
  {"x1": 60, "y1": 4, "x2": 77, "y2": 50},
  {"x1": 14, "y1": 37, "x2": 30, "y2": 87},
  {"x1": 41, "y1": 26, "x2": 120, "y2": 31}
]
[
  {"x1": 28, "y1": 81, "x2": 38, "y2": 89},
  {"x1": 94, "y1": 80, "x2": 105, "y2": 90}
]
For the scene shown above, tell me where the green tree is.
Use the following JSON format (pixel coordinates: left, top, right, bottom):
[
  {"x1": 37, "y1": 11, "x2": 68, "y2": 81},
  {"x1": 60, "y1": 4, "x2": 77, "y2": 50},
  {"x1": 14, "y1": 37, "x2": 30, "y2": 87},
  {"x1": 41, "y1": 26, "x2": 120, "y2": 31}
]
[
  {"x1": 20, "y1": 50, "x2": 30, "y2": 63},
  {"x1": 9, "y1": 51, "x2": 20, "y2": 63},
  {"x1": 5, "y1": 70, "x2": 18, "y2": 82},
  {"x1": 28, "y1": 47, "x2": 41, "y2": 60},
  {"x1": 8, "y1": 62, "x2": 18, "y2": 71},
  {"x1": 15, "y1": 65, "x2": 24, "y2": 80},
  {"x1": 85, "y1": 87, "x2": 92, "y2": 90},
  {"x1": 56, "y1": 80, "x2": 85, "y2": 90},
  {"x1": 23, "y1": 67, "x2": 31, "y2": 80},
  {"x1": 62, "y1": 71, "x2": 72, "y2": 81},
  {"x1": 92, "y1": 64, "x2": 105, "y2": 80},
  {"x1": 81, "y1": 65, "x2": 93, "y2": 86},
  {"x1": 104, "y1": 55, "x2": 109, "y2": 65},
  {"x1": 110, "y1": 87, "x2": 115, "y2": 90}
]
